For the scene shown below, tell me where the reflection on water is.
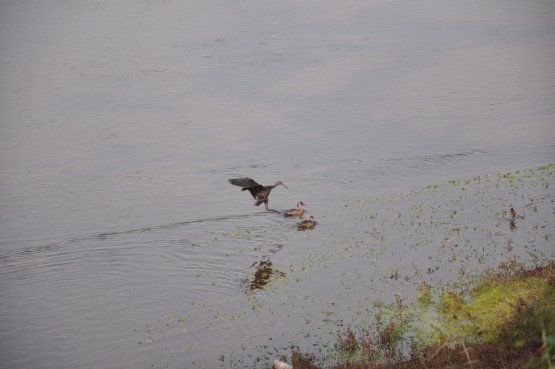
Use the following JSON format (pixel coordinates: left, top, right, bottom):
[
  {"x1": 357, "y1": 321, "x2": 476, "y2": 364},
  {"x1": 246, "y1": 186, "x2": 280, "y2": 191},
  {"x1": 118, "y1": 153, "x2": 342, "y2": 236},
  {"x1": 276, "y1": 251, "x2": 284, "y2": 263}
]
[
  {"x1": 0, "y1": 0, "x2": 554, "y2": 368},
  {"x1": 245, "y1": 258, "x2": 286, "y2": 292}
]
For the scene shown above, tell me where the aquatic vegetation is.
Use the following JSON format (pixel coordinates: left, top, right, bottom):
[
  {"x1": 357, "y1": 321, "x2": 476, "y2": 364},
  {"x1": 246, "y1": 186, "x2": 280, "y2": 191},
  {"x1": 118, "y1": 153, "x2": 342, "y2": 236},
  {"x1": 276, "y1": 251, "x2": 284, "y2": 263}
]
[
  {"x1": 416, "y1": 279, "x2": 432, "y2": 306},
  {"x1": 285, "y1": 262, "x2": 555, "y2": 369},
  {"x1": 135, "y1": 164, "x2": 554, "y2": 369}
]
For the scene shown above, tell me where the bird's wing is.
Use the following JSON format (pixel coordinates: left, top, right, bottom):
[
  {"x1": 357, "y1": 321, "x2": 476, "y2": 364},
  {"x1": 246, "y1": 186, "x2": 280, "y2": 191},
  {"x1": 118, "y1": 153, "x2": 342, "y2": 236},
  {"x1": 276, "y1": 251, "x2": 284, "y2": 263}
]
[{"x1": 228, "y1": 177, "x2": 260, "y2": 188}]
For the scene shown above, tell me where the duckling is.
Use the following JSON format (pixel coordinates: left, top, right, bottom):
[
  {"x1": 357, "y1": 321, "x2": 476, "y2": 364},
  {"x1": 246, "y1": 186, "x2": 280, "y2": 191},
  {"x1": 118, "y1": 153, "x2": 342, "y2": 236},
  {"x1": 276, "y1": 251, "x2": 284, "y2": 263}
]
[
  {"x1": 284, "y1": 201, "x2": 306, "y2": 217},
  {"x1": 297, "y1": 216, "x2": 317, "y2": 230},
  {"x1": 509, "y1": 207, "x2": 517, "y2": 219}
]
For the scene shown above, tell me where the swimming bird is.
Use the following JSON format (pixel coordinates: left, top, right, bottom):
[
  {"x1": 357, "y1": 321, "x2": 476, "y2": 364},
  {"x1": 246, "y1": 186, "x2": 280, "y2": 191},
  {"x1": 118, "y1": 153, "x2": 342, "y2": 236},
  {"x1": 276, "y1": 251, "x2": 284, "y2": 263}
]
[
  {"x1": 297, "y1": 216, "x2": 317, "y2": 230},
  {"x1": 284, "y1": 201, "x2": 306, "y2": 217},
  {"x1": 509, "y1": 207, "x2": 517, "y2": 219},
  {"x1": 229, "y1": 177, "x2": 288, "y2": 213}
]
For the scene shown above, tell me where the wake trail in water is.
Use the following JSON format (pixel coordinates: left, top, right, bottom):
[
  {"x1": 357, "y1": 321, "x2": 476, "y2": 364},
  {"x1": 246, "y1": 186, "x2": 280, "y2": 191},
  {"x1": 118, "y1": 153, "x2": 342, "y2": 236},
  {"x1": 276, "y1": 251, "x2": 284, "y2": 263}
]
[{"x1": 0, "y1": 212, "x2": 269, "y2": 264}]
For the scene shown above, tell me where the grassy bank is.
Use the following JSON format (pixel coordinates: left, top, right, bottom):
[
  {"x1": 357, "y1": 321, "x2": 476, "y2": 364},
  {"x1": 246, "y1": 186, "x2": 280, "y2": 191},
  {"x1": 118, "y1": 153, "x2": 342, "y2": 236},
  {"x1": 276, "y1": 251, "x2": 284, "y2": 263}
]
[{"x1": 285, "y1": 262, "x2": 555, "y2": 369}]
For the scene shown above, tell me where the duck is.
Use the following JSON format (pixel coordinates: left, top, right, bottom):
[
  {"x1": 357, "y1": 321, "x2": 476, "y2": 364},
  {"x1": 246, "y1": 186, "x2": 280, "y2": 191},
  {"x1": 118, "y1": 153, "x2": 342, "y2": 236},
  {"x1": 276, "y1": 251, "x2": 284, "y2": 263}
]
[
  {"x1": 509, "y1": 207, "x2": 517, "y2": 219},
  {"x1": 284, "y1": 201, "x2": 306, "y2": 217},
  {"x1": 297, "y1": 216, "x2": 317, "y2": 230}
]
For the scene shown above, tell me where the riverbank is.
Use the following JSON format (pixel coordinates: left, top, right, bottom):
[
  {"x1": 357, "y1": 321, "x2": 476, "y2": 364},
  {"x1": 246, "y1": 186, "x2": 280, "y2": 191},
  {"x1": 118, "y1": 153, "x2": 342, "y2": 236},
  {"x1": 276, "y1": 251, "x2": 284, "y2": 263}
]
[
  {"x1": 132, "y1": 164, "x2": 554, "y2": 369},
  {"x1": 288, "y1": 261, "x2": 554, "y2": 369},
  {"x1": 264, "y1": 165, "x2": 555, "y2": 369}
]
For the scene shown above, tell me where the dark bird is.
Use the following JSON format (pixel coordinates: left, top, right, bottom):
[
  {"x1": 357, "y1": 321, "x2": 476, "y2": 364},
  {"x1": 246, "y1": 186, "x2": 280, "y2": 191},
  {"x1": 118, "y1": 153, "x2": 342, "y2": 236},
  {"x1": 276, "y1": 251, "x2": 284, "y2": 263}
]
[
  {"x1": 297, "y1": 216, "x2": 317, "y2": 230},
  {"x1": 509, "y1": 207, "x2": 517, "y2": 219},
  {"x1": 229, "y1": 177, "x2": 288, "y2": 213},
  {"x1": 284, "y1": 201, "x2": 306, "y2": 217}
]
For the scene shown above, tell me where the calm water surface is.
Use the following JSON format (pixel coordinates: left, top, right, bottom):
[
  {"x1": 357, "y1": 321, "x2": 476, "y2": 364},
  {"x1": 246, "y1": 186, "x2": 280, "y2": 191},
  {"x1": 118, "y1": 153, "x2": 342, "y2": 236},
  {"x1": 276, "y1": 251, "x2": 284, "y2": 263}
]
[{"x1": 1, "y1": 0, "x2": 554, "y2": 368}]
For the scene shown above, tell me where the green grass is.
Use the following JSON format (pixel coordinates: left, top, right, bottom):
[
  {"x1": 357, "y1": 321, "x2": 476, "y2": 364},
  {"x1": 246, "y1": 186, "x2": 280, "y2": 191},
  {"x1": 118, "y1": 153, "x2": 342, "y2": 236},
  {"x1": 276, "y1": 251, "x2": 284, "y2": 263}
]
[
  {"x1": 286, "y1": 262, "x2": 555, "y2": 369},
  {"x1": 438, "y1": 271, "x2": 554, "y2": 344}
]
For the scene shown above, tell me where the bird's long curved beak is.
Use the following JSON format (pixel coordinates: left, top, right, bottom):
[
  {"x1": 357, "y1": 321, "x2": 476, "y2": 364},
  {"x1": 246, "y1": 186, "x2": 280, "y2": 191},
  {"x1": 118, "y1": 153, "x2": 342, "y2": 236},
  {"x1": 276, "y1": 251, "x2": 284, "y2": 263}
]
[{"x1": 283, "y1": 183, "x2": 289, "y2": 189}]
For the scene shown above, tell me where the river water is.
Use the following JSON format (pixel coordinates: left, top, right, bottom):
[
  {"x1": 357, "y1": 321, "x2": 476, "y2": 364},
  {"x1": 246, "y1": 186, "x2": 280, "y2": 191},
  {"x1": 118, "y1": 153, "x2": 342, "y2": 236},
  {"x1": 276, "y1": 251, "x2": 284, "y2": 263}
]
[{"x1": 1, "y1": 0, "x2": 554, "y2": 368}]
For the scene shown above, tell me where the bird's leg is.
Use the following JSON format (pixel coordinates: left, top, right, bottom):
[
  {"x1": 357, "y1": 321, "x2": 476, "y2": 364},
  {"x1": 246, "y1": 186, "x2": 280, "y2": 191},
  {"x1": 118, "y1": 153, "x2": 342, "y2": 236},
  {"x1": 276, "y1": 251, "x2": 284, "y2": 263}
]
[{"x1": 265, "y1": 201, "x2": 281, "y2": 214}]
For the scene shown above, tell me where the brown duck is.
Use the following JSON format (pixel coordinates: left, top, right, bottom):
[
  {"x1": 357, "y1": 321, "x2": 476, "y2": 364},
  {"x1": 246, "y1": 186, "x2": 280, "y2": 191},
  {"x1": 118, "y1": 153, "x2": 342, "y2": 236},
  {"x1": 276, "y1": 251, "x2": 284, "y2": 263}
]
[
  {"x1": 229, "y1": 177, "x2": 288, "y2": 213},
  {"x1": 509, "y1": 207, "x2": 517, "y2": 219},
  {"x1": 297, "y1": 216, "x2": 317, "y2": 230},
  {"x1": 284, "y1": 201, "x2": 306, "y2": 217}
]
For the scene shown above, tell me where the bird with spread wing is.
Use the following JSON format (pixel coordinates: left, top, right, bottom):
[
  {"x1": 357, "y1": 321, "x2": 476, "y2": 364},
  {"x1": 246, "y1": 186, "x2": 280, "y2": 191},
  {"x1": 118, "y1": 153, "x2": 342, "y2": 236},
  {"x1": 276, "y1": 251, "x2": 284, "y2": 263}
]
[{"x1": 228, "y1": 177, "x2": 288, "y2": 213}]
